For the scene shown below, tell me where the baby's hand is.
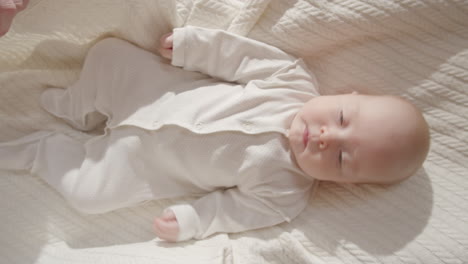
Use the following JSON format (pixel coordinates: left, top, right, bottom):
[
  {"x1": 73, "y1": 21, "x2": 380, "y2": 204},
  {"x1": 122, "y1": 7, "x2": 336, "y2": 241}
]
[
  {"x1": 0, "y1": 0, "x2": 29, "y2": 37},
  {"x1": 158, "y1": 32, "x2": 173, "y2": 60},
  {"x1": 153, "y1": 209, "x2": 179, "y2": 242}
]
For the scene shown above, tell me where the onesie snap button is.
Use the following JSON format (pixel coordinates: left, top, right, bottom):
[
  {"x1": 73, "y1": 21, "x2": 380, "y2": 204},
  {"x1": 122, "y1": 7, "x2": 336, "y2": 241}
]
[{"x1": 242, "y1": 122, "x2": 252, "y2": 131}]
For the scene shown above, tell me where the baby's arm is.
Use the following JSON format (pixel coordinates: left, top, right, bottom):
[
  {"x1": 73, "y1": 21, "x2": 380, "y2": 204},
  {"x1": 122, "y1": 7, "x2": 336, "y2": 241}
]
[
  {"x1": 154, "y1": 180, "x2": 312, "y2": 242},
  {"x1": 158, "y1": 189, "x2": 287, "y2": 242},
  {"x1": 158, "y1": 26, "x2": 314, "y2": 85}
]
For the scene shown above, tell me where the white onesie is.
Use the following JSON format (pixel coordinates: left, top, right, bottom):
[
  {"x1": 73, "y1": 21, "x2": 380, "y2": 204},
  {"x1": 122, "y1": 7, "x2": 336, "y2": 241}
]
[{"x1": 0, "y1": 26, "x2": 319, "y2": 241}]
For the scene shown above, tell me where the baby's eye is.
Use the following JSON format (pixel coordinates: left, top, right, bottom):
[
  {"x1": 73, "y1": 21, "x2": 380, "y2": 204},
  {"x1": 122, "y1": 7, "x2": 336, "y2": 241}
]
[
  {"x1": 339, "y1": 110, "x2": 344, "y2": 125},
  {"x1": 338, "y1": 151, "x2": 343, "y2": 167}
]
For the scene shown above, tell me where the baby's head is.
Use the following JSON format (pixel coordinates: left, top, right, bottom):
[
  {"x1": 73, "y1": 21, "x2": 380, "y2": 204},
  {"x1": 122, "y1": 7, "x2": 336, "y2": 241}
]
[{"x1": 288, "y1": 93, "x2": 430, "y2": 184}]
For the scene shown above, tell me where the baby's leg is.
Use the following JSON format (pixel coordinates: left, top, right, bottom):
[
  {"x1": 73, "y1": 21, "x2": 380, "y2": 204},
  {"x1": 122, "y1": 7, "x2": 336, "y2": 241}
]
[
  {"x1": 32, "y1": 127, "x2": 155, "y2": 214},
  {"x1": 41, "y1": 38, "x2": 134, "y2": 131},
  {"x1": 0, "y1": 127, "x2": 154, "y2": 214},
  {"x1": 42, "y1": 37, "x2": 205, "y2": 131},
  {"x1": 41, "y1": 86, "x2": 107, "y2": 131}
]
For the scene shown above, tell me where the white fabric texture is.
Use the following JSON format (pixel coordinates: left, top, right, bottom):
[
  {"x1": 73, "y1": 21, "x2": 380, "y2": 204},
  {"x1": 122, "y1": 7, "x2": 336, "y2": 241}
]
[{"x1": 0, "y1": 0, "x2": 467, "y2": 263}]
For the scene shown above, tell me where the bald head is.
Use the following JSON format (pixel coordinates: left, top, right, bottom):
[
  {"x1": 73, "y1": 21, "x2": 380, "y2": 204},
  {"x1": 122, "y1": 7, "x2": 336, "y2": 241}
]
[{"x1": 376, "y1": 96, "x2": 430, "y2": 183}]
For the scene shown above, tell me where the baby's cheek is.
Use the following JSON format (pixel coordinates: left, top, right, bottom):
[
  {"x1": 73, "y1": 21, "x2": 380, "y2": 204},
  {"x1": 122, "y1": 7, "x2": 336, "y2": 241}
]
[
  {"x1": 299, "y1": 154, "x2": 319, "y2": 174},
  {"x1": 310, "y1": 155, "x2": 338, "y2": 179}
]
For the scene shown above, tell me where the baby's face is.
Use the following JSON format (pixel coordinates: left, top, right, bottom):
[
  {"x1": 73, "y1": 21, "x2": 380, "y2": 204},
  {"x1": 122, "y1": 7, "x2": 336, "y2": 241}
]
[{"x1": 288, "y1": 93, "x2": 423, "y2": 184}]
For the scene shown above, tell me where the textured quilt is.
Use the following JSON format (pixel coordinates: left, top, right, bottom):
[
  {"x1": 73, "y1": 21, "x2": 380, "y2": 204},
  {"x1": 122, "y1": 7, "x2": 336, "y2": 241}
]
[{"x1": 1, "y1": 0, "x2": 467, "y2": 263}]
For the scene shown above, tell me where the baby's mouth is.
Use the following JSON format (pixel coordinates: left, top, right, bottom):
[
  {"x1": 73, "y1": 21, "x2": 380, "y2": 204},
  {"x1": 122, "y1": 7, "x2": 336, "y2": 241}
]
[{"x1": 303, "y1": 126, "x2": 309, "y2": 148}]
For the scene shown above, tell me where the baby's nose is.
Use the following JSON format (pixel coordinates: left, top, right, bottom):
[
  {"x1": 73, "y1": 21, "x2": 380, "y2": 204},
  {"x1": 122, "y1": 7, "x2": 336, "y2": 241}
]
[{"x1": 318, "y1": 126, "x2": 337, "y2": 150}]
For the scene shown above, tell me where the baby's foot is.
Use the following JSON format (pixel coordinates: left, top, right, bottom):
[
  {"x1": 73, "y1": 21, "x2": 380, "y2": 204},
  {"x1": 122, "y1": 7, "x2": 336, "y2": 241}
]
[{"x1": 41, "y1": 88, "x2": 106, "y2": 131}]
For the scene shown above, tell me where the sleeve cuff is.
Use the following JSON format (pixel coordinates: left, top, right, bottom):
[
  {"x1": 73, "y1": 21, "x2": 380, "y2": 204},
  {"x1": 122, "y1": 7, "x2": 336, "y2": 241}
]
[
  {"x1": 171, "y1": 27, "x2": 186, "y2": 68},
  {"x1": 166, "y1": 204, "x2": 201, "y2": 241}
]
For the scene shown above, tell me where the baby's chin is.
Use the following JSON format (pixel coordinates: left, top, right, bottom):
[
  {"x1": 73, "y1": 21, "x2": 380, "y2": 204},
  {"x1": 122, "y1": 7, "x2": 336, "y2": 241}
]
[
  {"x1": 287, "y1": 128, "x2": 300, "y2": 144},
  {"x1": 287, "y1": 127, "x2": 305, "y2": 159},
  {"x1": 287, "y1": 114, "x2": 304, "y2": 143}
]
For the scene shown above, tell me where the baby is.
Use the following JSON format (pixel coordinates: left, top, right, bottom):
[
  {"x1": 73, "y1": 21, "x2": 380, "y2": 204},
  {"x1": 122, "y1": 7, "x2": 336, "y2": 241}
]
[{"x1": 0, "y1": 26, "x2": 430, "y2": 242}]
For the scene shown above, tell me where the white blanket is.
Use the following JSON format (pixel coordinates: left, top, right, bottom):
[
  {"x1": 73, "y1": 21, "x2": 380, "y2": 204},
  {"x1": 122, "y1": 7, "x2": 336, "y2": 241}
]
[{"x1": 1, "y1": 0, "x2": 467, "y2": 263}]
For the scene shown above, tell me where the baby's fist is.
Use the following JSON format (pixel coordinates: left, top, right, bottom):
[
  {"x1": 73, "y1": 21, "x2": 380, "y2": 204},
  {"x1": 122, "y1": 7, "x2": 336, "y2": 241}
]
[
  {"x1": 158, "y1": 32, "x2": 173, "y2": 60},
  {"x1": 153, "y1": 209, "x2": 179, "y2": 242}
]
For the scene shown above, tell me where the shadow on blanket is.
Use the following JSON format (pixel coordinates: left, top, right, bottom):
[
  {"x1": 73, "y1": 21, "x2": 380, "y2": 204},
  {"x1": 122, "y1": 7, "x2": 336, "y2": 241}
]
[
  {"x1": 308, "y1": 169, "x2": 432, "y2": 255},
  {"x1": 239, "y1": 168, "x2": 433, "y2": 258}
]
